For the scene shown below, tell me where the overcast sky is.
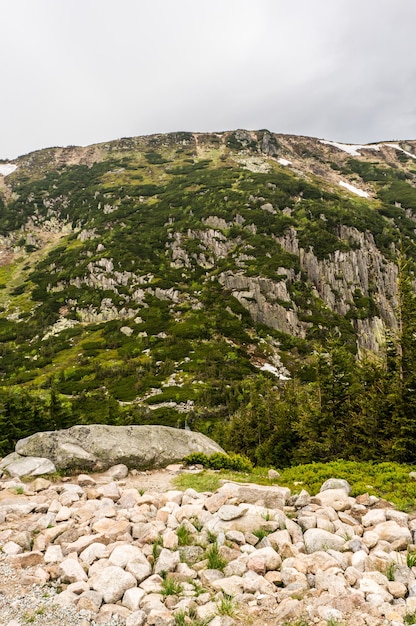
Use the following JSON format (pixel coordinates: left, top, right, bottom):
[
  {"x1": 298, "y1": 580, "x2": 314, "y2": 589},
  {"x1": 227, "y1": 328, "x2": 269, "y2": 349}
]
[{"x1": 1, "y1": 0, "x2": 416, "y2": 159}]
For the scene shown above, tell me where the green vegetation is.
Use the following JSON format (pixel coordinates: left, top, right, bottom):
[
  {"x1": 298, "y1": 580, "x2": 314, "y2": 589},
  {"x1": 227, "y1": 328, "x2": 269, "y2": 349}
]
[
  {"x1": 161, "y1": 576, "x2": 183, "y2": 597},
  {"x1": 183, "y1": 452, "x2": 253, "y2": 472},
  {"x1": 174, "y1": 460, "x2": 416, "y2": 511},
  {"x1": 205, "y1": 542, "x2": 227, "y2": 571},
  {"x1": 1, "y1": 130, "x2": 416, "y2": 477}
]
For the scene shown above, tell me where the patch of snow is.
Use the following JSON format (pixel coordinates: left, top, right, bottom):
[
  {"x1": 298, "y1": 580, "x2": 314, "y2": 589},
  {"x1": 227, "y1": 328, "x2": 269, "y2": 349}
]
[
  {"x1": 259, "y1": 362, "x2": 291, "y2": 380},
  {"x1": 320, "y1": 140, "x2": 381, "y2": 157},
  {"x1": 339, "y1": 181, "x2": 369, "y2": 198},
  {"x1": 384, "y1": 143, "x2": 416, "y2": 160},
  {"x1": 0, "y1": 163, "x2": 17, "y2": 176},
  {"x1": 278, "y1": 158, "x2": 292, "y2": 166}
]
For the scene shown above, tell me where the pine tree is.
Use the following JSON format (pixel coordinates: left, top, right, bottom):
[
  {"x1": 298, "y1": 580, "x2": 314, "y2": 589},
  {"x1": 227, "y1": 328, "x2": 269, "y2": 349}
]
[{"x1": 391, "y1": 252, "x2": 416, "y2": 461}]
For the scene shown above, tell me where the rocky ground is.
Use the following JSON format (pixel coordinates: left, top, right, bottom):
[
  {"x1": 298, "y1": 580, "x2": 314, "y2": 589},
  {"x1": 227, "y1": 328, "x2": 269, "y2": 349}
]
[{"x1": 1, "y1": 466, "x2": 416, "y2": 626}]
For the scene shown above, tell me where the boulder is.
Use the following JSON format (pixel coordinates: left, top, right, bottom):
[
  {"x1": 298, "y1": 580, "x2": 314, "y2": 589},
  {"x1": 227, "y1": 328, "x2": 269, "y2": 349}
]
[
  {"x1": 217, "y1": 482, "x2": 290, "y2": 509},
  {"x1": 0, "y1": 452, "x2": 56, "y2": 477},
  {"x1": 15, "y1": 424, "x2": 224, "y2": 471}
]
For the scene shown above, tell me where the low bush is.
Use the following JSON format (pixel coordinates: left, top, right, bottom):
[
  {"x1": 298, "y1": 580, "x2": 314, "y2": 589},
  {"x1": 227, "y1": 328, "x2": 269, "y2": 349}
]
[{"x1": 183, "y1": 451, "x2": 253, "y2": 473}]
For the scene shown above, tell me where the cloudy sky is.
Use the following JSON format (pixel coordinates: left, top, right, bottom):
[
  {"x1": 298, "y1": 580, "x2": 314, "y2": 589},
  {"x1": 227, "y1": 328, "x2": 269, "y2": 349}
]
[{"x1": 1, "y1": 0, "x2": 415, "y2": 159}]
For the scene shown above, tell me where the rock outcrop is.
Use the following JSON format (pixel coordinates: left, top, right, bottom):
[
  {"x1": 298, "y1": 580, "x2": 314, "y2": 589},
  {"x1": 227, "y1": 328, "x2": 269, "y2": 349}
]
[
  {"x1": 13, "y1": 425, "x2": 225, "y2": 472},
  {"x1": 1, "y1": 469, "x2": 416, "y2": 625}
]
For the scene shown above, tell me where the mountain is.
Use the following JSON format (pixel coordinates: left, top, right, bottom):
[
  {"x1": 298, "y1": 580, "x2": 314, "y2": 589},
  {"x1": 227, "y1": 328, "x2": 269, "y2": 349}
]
[{"x1": 1, "y1": 129, "x2": 416, "y2": 462}]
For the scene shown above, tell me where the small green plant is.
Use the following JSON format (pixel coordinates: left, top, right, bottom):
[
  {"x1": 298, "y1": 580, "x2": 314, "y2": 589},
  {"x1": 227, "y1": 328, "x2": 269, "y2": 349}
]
[
  {"x1": 174, "y1": 610, "x2": 187, "y2": 626},
  {"x1": 14, "y1": 486, "x2": 24, "y2": 495},
  {"x1": 261, "y1": 509, "x2": 273, "y2": 521},
  {"x1": 385, "y1": 561, "x2": 397, "y2": 581},
  {"x1": 206, "y1": 542, "x2": 227, "y2": 571},
  {"x1": 177, "y1": 524, "x2": 192, "y2": 546},
  {"x1": 404, "y1": 611, "x2": 416, "y2": 625},
  {"x1": 217, "y1": 593, "x2": 235, "y2": 616},
  {"x1": 252, "y1": 527, "x2": 272, "y2": 542},
  {"x1": 190, "y1": 579, "x2": 207, "y2": 597},
  {"x1": 161, "y1": 576, "x2": 183, "y2": 597},
  {"x1": 407, "y1": 549, "x2": 416, "y2": 568},
  {"x1": 138, "y1": 488, "x2": 145, "y2": 496},
  {"x1": 190, "y1": 515, "x2": 204, "y2": 532},
  {"x1": 152, "y1": 536, "x2": 163, "y2": 563},
  {"x1": 206, "y1": 530, "x2": 217, "y2": 544}
]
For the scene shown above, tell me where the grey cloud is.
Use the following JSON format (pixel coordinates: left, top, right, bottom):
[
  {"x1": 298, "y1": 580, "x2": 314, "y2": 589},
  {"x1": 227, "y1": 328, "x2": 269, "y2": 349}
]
[{"x1": 1, "y1": 0, "x2": 416, "y2": 158}]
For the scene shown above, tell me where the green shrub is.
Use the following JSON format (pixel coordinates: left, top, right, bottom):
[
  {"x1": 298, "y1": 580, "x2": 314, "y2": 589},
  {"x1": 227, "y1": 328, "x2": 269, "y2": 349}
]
[{"x1": 183, "y1": 452, "x2": 253, "y2": 473}]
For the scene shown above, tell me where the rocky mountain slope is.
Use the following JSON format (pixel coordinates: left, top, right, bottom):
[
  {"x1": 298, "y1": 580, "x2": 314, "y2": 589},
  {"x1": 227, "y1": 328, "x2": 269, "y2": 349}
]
[{"x1": 0, "y1": 129, "x2": 416, "y2": 452}]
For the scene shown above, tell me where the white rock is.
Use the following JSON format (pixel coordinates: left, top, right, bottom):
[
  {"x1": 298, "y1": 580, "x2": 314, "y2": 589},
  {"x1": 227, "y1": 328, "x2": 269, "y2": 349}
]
[
  {"x1": 154, "y1": 548, "x2": 180, "y2": 575},
  {"x1": 373, "y1": 521, "x2": 412, "y2": 544},
  {"x1": 126, "y1": 610, "x2": 147, "y2": 626},
  {"x1": 122, "y1": 586, "x2": 146, "y2": 611},
  {"x1": 303, "y1": 528, "x2": 345, "y2": 553},
  {"x1": 362, "y1": 509, "x2": 386, "y2": 527},
  {"x1": 44, "y1": 544, "x2": 64, "y2": 563},
  {"x1": 320, "y1": 479, "x2": 351, "y2": 495},
  {"x1": 217, "y1": 504, "x2": 248, "y2": 521},
  {"x1": 58, "y1": 558, "x2": 88, "y2": 583},
  {"x1": 311, "y1": 488, "x2": 352, "y2": 511},
  {"x1": 109, "y1": 544, "x2": 145, "y2": 568},
  {"x1": 91, "y1": 565, "x2": 136, "y2": 603},
  {"x1": 126, "y1": 556, "x2": 153, "y2": 583},
  {"x1": 79, "y1": 542, "x2": 108, "y2": 566},
  {"x1": 249, "y1": 546, "x2": 281, "y2": 571},
  {"x1": 2, "y1": 541, "x2": 23, "y2": 555}
]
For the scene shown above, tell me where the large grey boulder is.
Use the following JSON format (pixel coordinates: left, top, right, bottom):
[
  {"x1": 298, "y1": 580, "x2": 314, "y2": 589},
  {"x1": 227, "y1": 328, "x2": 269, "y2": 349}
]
[{"x1": 15, "y1": 424, "x2": 225, "y2": 471}]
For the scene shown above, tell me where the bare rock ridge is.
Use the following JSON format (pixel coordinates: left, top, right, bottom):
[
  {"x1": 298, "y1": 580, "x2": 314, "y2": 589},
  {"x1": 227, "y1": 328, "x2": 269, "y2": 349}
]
[
  {"x1": 1, "y1": 468, "x2": 416, "y2": 625},
  {"x1": 0, "y1": 425, "x2": 224, "y2": 475}
]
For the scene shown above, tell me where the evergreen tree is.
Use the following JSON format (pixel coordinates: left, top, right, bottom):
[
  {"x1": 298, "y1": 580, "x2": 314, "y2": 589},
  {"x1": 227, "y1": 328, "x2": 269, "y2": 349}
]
[{"x1": 391, "y1": 253, "x2": 416, "y2": 461}]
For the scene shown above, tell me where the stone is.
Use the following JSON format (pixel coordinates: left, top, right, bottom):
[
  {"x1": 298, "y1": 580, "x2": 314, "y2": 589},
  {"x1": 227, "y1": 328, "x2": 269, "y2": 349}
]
[
  {"x1": 126, "y1": 556, "x2": 153, "y2": 583},
  {"x1": 362, "y1": 509, "x2": 386, "y2": 527},
  {"x1": 373, "y1": 521, "x2": 412, "y2": 544},
  {"x1": 15, "y1": 424, "x2": 224, "y2": 471},
  {"x1": 217, "y1": 482, "x2": 290, "y2": 509},
  {"x1": 217, "y1": 504, "x2": 248, "y2": 521},
  {"x1": 105, "y1": 463, "x2": 129, "y2": 479},
  {"x1": 212, "y1": 575, "x2": 245, "y2": 596},
  {"x1": 0, "y1": 452, "x2": 56, "y2": 477},
  {"x1": 58, "y1": 558, "x2": 88, "y2": 583},
  {"x1": 44, "y1": 545, "x2": 64, "y2": 563},
  {"x1": 91, "y1": 565, "x2": 137, "y2": 603},
  {"x1": 79, "y1": 542, "x2": 109, "y2": 566},
  {"x1": 311, "y1": 488, "x2": 352, "y2": 511},
  {"x1": 77, "y1": 590, "x2": 103, "y2": 612},
  {"x1": 139, "y1": 574, "x2": 163, "y2": 593},
  {"x1": 320, "y1": 478, "x2": 352, "y2": 494},
  {"x1": 97, "y1": 482, "x2": 121, "y2": 501},
  {"x1": 248, "y1": 546, "x2": 281, "y2": 571},
  {"x1": 77, "y1": 473, "x2": 97, "y2": 487},
  {"x1": 122, "y1": 586, "x2": 146, "y2": 611},
  {"x1": 92, "y1": 517, "x2": 131, "y2": 538},
  {"x1": 109, "y1": 544, "x2": 144, "y2": 568},
  {"x1": 303, "y1": 528, "x2": 345, "y2": 553},
  {"x1": 154, "y1": 548, "x2": 180, "y2": 575},
  {"x1": 126, "y1": 610, "x2": 147, "y2": 626},
  {"x1": 9, "y1": 551, "x2": 44, "y2": 567},
  {"x1": 267, "y1": 469, "x2": 280, "y2": 480},
  {"x1": 204, "y1": 492, "x2": 228, "y2": 513},
  {"x1": 32, "y1": 477, "x2": 52, "y2": 491}
]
